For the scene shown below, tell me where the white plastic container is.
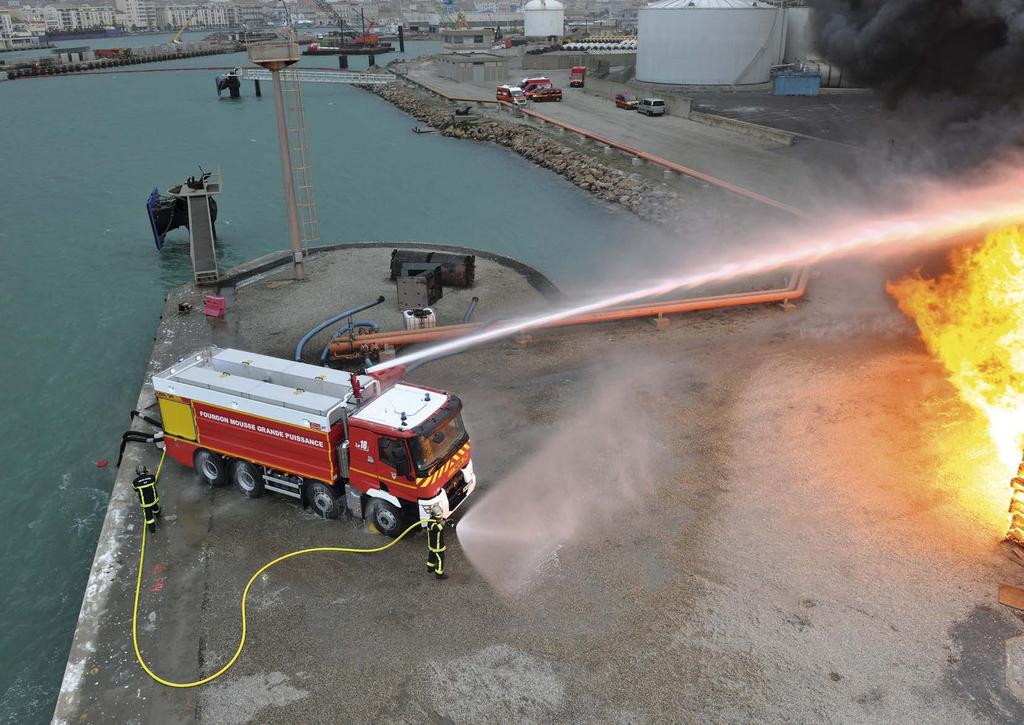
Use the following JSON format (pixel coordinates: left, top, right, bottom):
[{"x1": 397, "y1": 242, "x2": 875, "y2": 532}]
[{"x1": 402, "y1": 307, "x2": 437, "y2": 330}]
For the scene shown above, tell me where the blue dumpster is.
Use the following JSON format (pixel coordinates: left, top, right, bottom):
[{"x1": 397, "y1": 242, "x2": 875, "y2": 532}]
[{"x1": 772, "y1": 71, "x2": 821, "y2": 96}]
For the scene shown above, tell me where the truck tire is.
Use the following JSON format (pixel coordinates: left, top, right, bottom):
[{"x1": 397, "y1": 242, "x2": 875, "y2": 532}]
[
  {"x1": 233, "y1": 460, "x2": 264, "y2": 498},
  {"x1": 194, "y1": 449, "x2": 229, "y2": 487},
  {"x1": 306, "y1": 481, "x2": 342, "y2": 519},
  {"x1": 367, "y1": 499, "x2": 404, "y2": 538}
]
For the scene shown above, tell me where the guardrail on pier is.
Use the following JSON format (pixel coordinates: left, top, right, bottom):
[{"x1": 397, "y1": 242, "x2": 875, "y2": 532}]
[{"x1": 238, "y1": 68, "x2": 392, "y2": 85}]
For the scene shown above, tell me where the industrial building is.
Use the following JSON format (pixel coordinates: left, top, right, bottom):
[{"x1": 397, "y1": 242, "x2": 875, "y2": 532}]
[
  {"x1": 635, "y1": 0, "x2": 816, "y2": 86},
  {"x1": 442, "y1": 27, "x2": 496, "y2": 51},
  {"x1": 437, "y1": 52, "x2": 508, "y2": 83}
]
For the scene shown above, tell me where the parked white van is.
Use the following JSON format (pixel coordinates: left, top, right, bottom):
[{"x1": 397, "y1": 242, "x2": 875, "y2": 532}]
[{"x1": 638, "y1": 98, "x2": 666, "y2": 116}]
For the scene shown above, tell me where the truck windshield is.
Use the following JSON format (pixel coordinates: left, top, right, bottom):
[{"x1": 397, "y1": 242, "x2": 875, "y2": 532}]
[{"x1": 412, "y1": 413, "x2": 468, "y2": 472}]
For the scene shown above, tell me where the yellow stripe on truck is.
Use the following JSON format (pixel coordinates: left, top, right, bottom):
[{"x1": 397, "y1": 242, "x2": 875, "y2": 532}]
[{"x1": 419, "y1": 443, "x2": 471, "y2": 488}]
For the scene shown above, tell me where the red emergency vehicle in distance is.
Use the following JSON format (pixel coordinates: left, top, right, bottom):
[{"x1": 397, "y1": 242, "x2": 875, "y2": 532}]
[
  {"x1": 518, "y1": 76, "x2": 553, "y2": 99},
  {"x1": 496, "y1": 84, "x2": 527, "y2": 106},
  {"x1": 152, "y1": 348, "x2": 476, "y2": 537},
  {"x1": 530, "y1": 86, "x2": 562, "y2": 102},
  {"x1": 569, "y1": 66, "x2": 586, "y2": 88}
]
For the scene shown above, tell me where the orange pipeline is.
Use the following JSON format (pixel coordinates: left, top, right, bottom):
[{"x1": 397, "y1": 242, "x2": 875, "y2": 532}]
[{"x1": 329, "y1": 268, "x2": 808, "y2": 357}]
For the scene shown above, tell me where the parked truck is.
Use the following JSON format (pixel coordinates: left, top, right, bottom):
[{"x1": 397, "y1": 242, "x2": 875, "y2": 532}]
[
  {"x1": 152, "y1": 348, "x2": 476, "y2": 536},
  {"x1": 569, "y1": 66, "x2": 586, "y2": 88}
]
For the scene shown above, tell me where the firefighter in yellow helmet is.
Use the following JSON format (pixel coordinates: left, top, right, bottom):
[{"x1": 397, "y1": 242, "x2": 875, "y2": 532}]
[{"x1": 425, "y1": 503, "x2": 448, "y2": 580}]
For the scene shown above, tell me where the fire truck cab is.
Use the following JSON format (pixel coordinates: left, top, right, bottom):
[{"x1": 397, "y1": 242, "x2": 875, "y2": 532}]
[{"x1": 152, "y1": 348, "x2": 476, "y2": 536}]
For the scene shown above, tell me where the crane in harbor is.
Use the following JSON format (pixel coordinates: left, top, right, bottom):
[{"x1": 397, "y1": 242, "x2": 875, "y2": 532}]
[
  {"x1": 171, "y1": 8, "x2": 200, "y2": 44},
  {"x1": 306, "y1": 0, "x2": 355, "y2": 46}
]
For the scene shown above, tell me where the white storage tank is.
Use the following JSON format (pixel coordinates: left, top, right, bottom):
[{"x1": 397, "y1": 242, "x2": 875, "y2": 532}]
[
  {"x1": 783, "y1": 5, "x2": 814, "y2": 62},
  {"x1": 636, "y1": 0, "x2": 786, "y2": 86},
  {"x1": 524, "y1": 0, "x2": 564, "y2": 39}
]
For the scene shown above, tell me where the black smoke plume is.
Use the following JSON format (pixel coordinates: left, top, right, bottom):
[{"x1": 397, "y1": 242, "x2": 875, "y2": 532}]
[{"x1": 810, "y1": 0, "x2": 1024, "y2": 165}]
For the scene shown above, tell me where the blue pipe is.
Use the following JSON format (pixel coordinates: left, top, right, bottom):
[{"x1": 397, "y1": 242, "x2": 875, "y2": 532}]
[
  {"x1": 295, "y1": 296, "x2": 385, "y2": 362},
  {"x1": 320, "y1": 320, "x2": 381, "y2": 361},
  {"x1": 463, "y1": 296, "x2": 480, "y2": 324}
]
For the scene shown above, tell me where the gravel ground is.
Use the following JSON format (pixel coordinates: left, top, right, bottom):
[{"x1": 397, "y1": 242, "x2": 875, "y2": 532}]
[{"x1": 55, "y1": 244, "x2": 1024, "y2": 723}]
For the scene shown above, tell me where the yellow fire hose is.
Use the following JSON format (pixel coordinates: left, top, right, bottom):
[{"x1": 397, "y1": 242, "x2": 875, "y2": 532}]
[{"x1": 132, "y1": 449, "x2": 431, "y2": 688}]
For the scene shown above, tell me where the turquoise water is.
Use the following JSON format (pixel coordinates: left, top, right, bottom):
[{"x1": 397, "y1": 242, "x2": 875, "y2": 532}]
[{"x1": 0, "y1": 36, "x2": 673, "y2": 722}]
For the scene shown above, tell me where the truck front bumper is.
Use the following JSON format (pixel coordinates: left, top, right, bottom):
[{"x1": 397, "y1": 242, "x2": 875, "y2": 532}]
[{"x1": 418, "y1": 459, "x2": 477, "y2": 522}]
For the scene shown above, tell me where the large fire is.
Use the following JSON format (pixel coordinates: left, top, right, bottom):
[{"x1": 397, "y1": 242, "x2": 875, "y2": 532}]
[{"x1": 887, "y1": 226, "x2": 1024, "y2": 544}]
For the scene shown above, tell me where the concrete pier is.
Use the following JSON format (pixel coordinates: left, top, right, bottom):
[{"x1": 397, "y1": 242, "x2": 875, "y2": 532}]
[
  {"x1": 3, "y1": 42, "x2": 242, "y2": 80},
  {"x1": 54, "y1": 251, "x2": 1024, "y2": 720},
  {"x1": 53, "y1": 242, "x2": 560, "y2": 724}
]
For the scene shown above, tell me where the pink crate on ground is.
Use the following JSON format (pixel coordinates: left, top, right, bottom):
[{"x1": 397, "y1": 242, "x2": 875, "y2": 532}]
[{"x1": 204, "y1": 295, "x2": 226, "y2": 318}]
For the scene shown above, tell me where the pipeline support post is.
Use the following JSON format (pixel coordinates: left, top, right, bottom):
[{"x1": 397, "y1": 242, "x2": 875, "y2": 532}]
[{"x1": 271, "y1": 68, "x2": 305, "y2": 280}]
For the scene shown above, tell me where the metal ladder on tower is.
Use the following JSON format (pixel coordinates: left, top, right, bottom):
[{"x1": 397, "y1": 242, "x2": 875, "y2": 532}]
[{"x1": 280, "y1": 66, "x2": 319, "y2": 255}]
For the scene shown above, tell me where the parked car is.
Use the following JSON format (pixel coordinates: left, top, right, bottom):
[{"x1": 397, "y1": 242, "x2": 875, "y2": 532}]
[
  {"x1": 523, "y1": 84, "x2": 553, "y2": 99},
  {"x1": 496, "y1": 84, "x2": 527, "y2": 106},
  {"x1": 615, "y1": 92, "x2": 638, "y2": 109},
  {"x1": 530, "y1": 86, "x2": 563, "y2": 102},
  {"x1": 638, "y1": 98, "x2": 666, "y2": 116}
]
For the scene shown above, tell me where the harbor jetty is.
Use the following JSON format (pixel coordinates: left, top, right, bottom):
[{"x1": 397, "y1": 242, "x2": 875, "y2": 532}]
[{"x1": 2, "y1": 41, "x2": 242, "y2": 80}]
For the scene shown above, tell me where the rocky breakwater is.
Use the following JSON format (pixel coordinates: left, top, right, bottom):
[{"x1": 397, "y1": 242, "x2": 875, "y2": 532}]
[{"x1": 367, "y1": 77, "x2": 683, "y2": 225}]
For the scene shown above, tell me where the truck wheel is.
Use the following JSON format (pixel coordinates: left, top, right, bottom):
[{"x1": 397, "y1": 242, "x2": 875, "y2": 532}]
[
  {"x1": 306, "y1": 481, "x2": 342, "y2": 519},
  {"x1": 367, "y1": 499, "x2": 404, "y2": 538},
  {"x1": 233, "y1": 461, "x2": 264, "y2": 498},
  {"x1": 194, "y1": 450, "x2": 228, "y2": 487}
]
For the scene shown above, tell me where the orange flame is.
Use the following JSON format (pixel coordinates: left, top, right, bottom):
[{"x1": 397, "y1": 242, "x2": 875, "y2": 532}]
[{"x1": 887, "y1": 226, "x2": 1024, "y2": 539}]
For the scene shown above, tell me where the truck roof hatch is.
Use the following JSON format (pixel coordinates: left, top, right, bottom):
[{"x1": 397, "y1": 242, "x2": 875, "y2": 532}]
[{"x1": 350, "y1": 383, "x2": 447, "y2": 431}]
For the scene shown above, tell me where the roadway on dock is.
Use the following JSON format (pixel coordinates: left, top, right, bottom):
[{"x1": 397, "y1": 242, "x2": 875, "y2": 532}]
[{"x1": 406, "y1": 64, "x2": 871, "y2": 215}]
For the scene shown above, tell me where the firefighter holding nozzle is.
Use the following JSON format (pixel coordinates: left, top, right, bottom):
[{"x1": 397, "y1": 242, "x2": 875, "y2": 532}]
[
  {"x1": 132, "y1": 464, "x2": 161, "y2": 534},
  {"x1": 426, "y1": 503, "x2": 449, "y2": 580}
]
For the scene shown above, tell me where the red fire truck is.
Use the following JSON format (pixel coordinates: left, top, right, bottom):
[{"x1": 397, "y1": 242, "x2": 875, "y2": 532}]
[
  {"x1": 151, "y1": 348, "x2": 476, "y2": 536},
  {"x1": 569, "y1": 66, "x2": 586, "y2": 88}
]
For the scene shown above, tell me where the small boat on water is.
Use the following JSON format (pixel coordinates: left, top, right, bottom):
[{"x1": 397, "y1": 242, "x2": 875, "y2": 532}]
[{"x1": 412, "y1": 126, "x2": 436, "y2": 134}]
